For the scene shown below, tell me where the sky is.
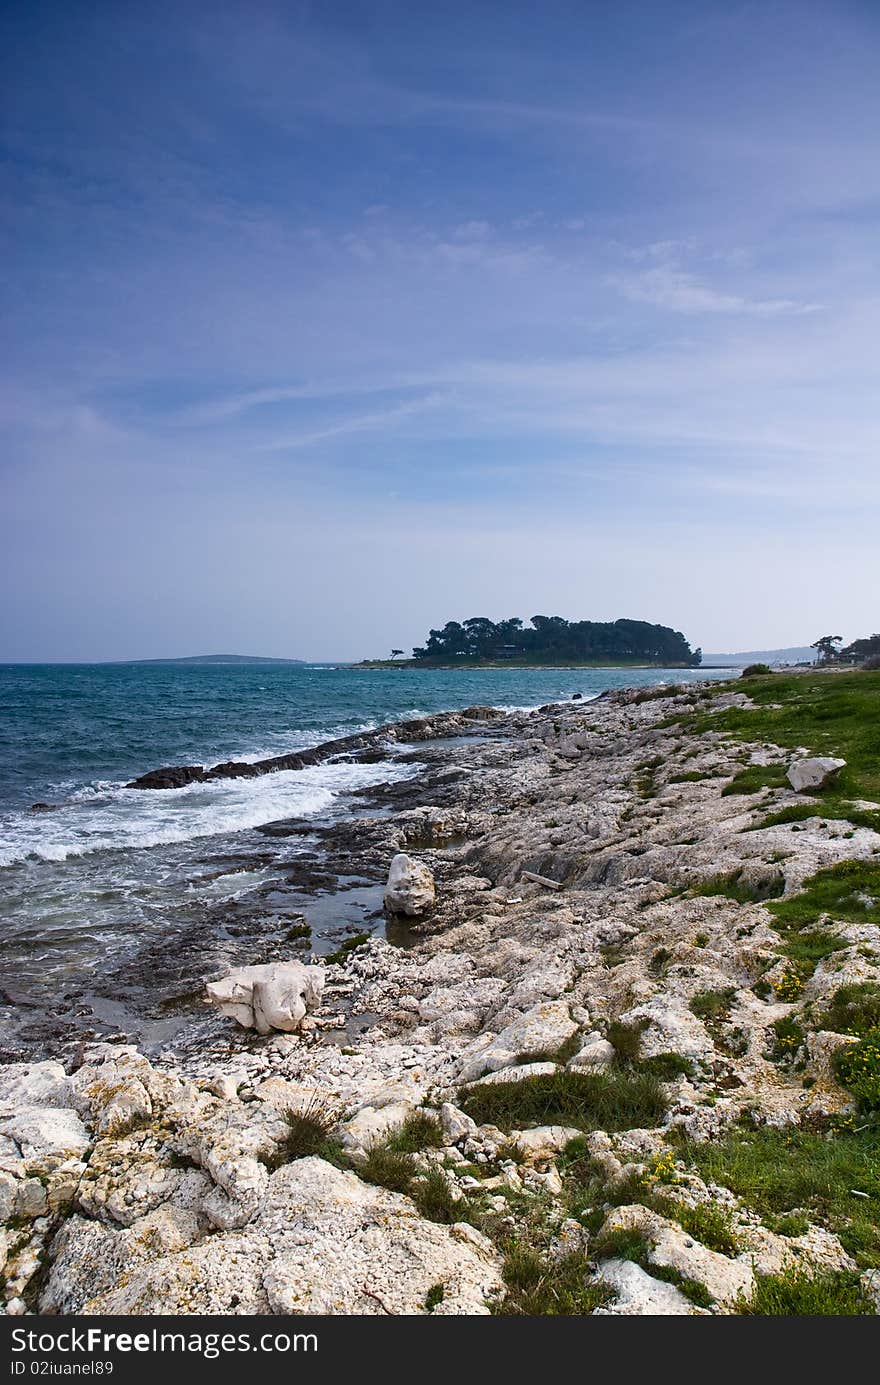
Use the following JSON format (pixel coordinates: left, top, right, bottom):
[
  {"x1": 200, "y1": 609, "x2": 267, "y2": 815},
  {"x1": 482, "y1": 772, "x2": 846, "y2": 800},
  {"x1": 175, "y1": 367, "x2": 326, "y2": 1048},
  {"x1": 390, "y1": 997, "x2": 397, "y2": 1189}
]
[{"x1": 2, "y1": 0, "x2": 879, "y2": 661}]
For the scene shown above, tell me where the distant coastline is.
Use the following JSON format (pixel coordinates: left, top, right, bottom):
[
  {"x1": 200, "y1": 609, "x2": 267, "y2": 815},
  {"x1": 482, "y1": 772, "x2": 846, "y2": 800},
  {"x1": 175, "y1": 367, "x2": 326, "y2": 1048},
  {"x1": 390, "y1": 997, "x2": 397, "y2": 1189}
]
[{"x1": 117, "y1": 654, "x2": 306, "y2": 666}]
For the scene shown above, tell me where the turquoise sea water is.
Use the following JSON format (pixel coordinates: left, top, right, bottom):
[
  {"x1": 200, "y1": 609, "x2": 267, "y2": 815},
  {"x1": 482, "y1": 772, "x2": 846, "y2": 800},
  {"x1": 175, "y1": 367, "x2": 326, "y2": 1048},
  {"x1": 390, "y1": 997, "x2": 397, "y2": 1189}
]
[{"x1": 0, "y1": 661, "x2": 731, "y2": 1053}]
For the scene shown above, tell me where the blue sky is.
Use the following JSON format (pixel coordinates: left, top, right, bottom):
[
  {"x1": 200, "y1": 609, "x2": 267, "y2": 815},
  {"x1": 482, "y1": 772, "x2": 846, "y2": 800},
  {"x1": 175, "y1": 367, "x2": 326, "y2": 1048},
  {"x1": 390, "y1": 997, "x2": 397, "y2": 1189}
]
[{"x1": 2, "y1": 0, "x2": 879, "y2": 660}]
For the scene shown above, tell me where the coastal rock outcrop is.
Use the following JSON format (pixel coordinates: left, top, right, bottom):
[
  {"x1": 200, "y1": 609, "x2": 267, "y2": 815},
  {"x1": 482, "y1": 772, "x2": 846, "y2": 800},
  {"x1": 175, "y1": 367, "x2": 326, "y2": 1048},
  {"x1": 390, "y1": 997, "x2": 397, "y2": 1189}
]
[
  {"x1": 384, "y1": 854, "x2": 436, "y2": 917},
  {"x1": 206, "y1": 962, "x2": 325, "y2": 1034},
  {"x1": 43, "y1": 1158, "x2": 504, "y2": 1315}
]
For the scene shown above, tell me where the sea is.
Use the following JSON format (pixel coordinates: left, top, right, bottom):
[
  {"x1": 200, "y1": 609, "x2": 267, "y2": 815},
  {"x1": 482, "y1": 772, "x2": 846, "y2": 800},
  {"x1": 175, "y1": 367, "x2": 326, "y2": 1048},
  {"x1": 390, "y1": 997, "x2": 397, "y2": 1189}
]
[{"x1": 0, "y1": 661, "x2": 731, "y2": 1056}]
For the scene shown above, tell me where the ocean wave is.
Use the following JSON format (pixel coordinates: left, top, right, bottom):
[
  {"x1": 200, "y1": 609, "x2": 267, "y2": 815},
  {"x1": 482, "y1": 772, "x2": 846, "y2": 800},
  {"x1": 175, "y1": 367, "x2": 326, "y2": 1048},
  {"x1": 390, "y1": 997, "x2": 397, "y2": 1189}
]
[{"x1": 0, "y1": 757, "x2": 414, "y2": 868}]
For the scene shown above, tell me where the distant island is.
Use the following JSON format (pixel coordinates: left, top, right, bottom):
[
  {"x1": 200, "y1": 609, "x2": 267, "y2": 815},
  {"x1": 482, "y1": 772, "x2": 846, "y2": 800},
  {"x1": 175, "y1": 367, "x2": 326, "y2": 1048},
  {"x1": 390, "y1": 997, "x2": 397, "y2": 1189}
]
[
  {"x1": 361, "y1": 615, "x2": 701, "y2": 668},
  {"x1": 121, "y1": 654, "x2": 305, "y2": 666}
]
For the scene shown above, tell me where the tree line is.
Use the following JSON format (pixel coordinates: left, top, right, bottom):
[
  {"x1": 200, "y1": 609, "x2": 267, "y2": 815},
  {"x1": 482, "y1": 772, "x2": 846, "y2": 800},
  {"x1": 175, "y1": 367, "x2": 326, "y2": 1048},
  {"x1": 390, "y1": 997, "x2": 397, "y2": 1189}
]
[{"x1": 409, "y1": 615, "x2": 701, "y2": 666}]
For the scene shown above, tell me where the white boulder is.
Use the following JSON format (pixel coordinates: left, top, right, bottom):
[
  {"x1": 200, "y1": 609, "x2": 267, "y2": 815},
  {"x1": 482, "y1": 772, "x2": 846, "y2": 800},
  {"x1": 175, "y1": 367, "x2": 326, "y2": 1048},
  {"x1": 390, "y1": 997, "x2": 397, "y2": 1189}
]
[
  {"x1": 384, "y1": 853, "x2": 436, "y2": 916},
  {"x1": 593, "y1": 1259, "x2": 703, "y2": 1315},
  {"x1": 787, "y1": 757, "x2": 846, "y2": 792},
  {"x1": 206, "y1": 962, "x2": 324, "y2": 1035}
]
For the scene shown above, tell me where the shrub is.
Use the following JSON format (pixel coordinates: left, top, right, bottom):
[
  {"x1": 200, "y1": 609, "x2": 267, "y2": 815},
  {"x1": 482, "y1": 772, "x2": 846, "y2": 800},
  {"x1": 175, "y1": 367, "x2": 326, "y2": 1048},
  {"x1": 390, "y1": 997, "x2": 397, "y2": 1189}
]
[
  {"x1": 821, "y1": 983, "x2": 880, "y2": 1037},
  {"x1": 834, "y1": 1029, "x2": 880, "y2": 1110},
  {"x1": 768, "y1": 1015, "x2": 805, "y2": 1062},
  {"x1": 690, "y1": 988, "x2": 736, "y2": 1023},
  {"x1": 269, "y1": 1096, "x2": 343, "y2": 1167},
  {"x1": 411, "y1": 1168, "x2": 469, "y2": 1225},
  {"x1": 359, "y1": 1146, "x2": 416, "y2": 1194},
  {"x1": 385, "y1": 1111, "x2": 444, "y2": 1153},
  {"x1": 773, "y1": 967, "x2": 805, "y2": 1002},
  {"x1": 741, "y1": 663, "x2": 773, "y2": 677}
]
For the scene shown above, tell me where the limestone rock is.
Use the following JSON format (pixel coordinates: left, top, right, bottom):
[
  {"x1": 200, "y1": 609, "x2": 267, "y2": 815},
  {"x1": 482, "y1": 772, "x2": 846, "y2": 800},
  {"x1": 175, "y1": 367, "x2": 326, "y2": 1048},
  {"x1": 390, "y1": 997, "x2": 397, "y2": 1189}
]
[
  {"x1": 594, "y1": 1258, "x2": 704, "y2": 1315},
  {"x1": 602, "y1": 1205, "x2": 753, "y2": 1306},
  {"x1": 206, "y1": 962, "x2": 325, "y2": 1034},
  {"x1": 0, "y1": 1107, "x2": 91, "y2": 1165},
  {"x1": 440, "y1": 1103, "x2": 477, "y2": 1144},
  {"x1": 49, "y1": 1158, "x2": 503, "y2": 1316},
  {"x1": 568, "y1": 1033, "x2": 615, "y2": 1069},
  {"x1": 384, "y1": 854, "x2": 436, "y2": 917},
  {"x1": 787, "y1": 757, "x2": 846, "y2": 792},
  {"x1": 0, "y1": 1061, "x2": 73, "y2": 1109},
  {"x1": 457, "y1": 1000, "x2": 578, "y2": 1081}
]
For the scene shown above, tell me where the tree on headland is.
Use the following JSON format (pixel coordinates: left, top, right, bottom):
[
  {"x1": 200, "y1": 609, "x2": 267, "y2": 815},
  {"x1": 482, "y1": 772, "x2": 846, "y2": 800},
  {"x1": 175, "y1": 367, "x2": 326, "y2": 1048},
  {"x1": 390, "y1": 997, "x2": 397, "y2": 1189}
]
[
  {"x1": 390, "y1": 649, "x2": 404, "y2": 660},
  {"x1": 411, "y1": 615, "x2": 701, "y2": 666},
  {"x1": 811, "y1": 635, "x2": 843, "y2": 665}
]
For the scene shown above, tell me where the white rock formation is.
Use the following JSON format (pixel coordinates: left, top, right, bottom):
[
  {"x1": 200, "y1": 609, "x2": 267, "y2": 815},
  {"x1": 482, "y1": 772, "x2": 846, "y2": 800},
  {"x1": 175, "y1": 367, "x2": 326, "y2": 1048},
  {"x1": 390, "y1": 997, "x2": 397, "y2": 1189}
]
[
  {"x1": 42, "y1": 1158, "x2": 504, "y2": 1315},
  {"x1": 206, "y1": 962, "x2": 325, "y2": 1034},
  {"x1": 384, "y1": 853, "x2": 436, "y2": 916},
  {"x1": 787, "y1": 756, "x2": 846, "y2": 792},
  {"x1": 594, "y1": 1258, "x2": 704, "y2": 1315}
]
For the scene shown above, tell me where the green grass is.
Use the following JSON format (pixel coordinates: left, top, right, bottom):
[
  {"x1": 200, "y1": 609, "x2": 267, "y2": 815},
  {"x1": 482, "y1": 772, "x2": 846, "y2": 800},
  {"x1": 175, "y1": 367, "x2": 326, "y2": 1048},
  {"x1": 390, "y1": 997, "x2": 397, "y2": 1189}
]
[
  {"x1": 821, "y1": 983, "x2": 880, "y2": 1037},
  {"x1": 767, "y1": 860, "x2": 880, "y2": 931},
  {"x1": 385, "y1": 1111, "x2": 444, "y2": 1153},
  {"x1": 768, "y1": 1015, "x2": 806, "y2": 1063},
  {"x1": 835, "y1": 1030, "x2": 880, "y2": 1111},
  {"x1": 690, "y1": 988, "x2": 737, "y2": 1023},
  {"x1": 424, "y1": 1283, "x2": 445, "y2": 1312},
  {"x1": 358, "y1": 1146, "x2": 417, "y2": 1194},
  {"x1": 494, "y1": 1247, "x2": 613, "y2": 1315},
  {"x1": 689, "y1": 869, "x2": 785, "y2": 904},
  {"x1": 458, "y1": 1069, "x2": 668, "y2": 1134},
  {"x1": 324, "y1": 932, "x2": 371, "y2": 965},
  {"x1": 591, "y1": 1226, "x2": 714, "y2": 1308},
  {"x1": 722, "y1": 764, "x2": 789, "y2": 797},
  {"x1": 670, "y1": 670, "x2": 880, "y2": 832},
  {"x1": 680, "y1": 1122, "x2": 880, "y2": 1267},
  {"x1": 266, "y1": 1097, "x2": 345, "y2": 1168},
  {"x1": 411, "y1": 1167, "x2": 471, "y2": 1224},
  {"x1": 777, "y1": 927, "x2": 847, "y2": 980},
  {"x1": 737, "y1": 1266, "x2": 875, "y2": 1315}
]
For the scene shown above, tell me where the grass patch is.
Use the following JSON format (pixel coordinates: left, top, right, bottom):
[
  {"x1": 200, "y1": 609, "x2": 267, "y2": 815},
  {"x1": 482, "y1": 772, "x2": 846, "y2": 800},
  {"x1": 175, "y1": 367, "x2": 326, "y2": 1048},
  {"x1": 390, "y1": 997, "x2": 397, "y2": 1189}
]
[
  {"x1": 494, "y1": 1247, "x2": 613, "y2": 1315},
  {"x1": 767, "y1": 860, "x2": 880, "y2": 931},
  {"x1": 267, "y1": 1096, "x2": 344, "y2": 1168},
  {"x1": 690, "y1": 988, "x2": 737, "y2": 1023},
  {"x1": 689, "y1": 869, "x2": 785, "y2": 904},
  {"x1": 358, "y1": 1146, "x2": 417, "y2": 1194},
  {"x1": 591, "y1": 1225, "x2": 714, "y2": 1308},
  {"x1": 671, "y1": 1199, "x2": 741, "y2": 1255},
  {"x1": 385, "y1": 1111, "x2": 444, "y2": 1153},
  {"x1": 324, "y1": 932, "x2": 371, "y2": 965},
  {"x1": 834, "y1": 1030, "x2": 880, "y2": 1111},
  {"x1": 722, "y1": 764, "x2": 789, "y2": 797},
  {"x1": 768, "y1": 1015, "x2": 806, "y2": 1063},
  {"x1": 669, "y1": 769, "x2": 718, "y2": 784},
  {"x1": 424, "y1": 1283, "x2": 445, "y2": 1312},
  {"x1": 777, "y1": 927, "x2": 847, "y2": 980},
  {"x1": 669, "y1": 670, "x2": 880, "y2": 832},
  {"x1": 411, "y1": 1167, "x2": 470, "y2": 1225},
  {"x1": 458, "y1": 1069, "x2": 668, "y2": 1134},
  {"x1": 737, "y1": 1266, "x2": 875, "y2": 1315},
  {"x1": 681, "y1": 1122, "x2": 880, "y2": 1267},
  {"x1": 821, "y1": 983, "x2": 880, "y2": 1037}
]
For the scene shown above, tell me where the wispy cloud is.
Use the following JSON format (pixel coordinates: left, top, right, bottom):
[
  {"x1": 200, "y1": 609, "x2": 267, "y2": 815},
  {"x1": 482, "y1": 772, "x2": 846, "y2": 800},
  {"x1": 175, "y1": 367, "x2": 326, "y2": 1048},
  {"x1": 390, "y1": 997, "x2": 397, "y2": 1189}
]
[{"x1": 611, "y1": 265, "x2": 822, "y2": 317}]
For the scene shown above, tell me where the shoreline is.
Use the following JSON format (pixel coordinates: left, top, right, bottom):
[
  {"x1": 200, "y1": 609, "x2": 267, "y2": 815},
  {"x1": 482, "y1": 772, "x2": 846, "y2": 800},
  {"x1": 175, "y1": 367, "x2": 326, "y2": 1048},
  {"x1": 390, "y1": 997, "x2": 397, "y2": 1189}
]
[{"x1": 4, "y1": 675, "x2": 880, "y2": 1315}]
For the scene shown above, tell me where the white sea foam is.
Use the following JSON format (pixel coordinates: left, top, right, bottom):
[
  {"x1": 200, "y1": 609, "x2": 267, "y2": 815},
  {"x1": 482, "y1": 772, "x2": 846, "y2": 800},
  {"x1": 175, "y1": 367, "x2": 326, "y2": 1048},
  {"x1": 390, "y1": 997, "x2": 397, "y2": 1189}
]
[{"x1": 0, "y1": 757, "x2": 415, "y2": 868}]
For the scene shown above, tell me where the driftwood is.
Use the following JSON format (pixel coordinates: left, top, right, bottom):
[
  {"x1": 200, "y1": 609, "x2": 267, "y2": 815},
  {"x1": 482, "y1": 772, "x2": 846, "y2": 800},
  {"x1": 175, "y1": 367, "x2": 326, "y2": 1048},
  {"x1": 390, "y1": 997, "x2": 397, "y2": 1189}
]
[{"x1": 521, "y1": 870, "x2": 564, "y2": 891}]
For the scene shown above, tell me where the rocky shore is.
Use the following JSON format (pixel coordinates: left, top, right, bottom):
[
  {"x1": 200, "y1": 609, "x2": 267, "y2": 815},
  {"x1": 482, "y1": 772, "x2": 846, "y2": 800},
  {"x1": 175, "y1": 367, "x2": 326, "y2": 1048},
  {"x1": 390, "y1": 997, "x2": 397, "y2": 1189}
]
[{"x1": 3, "y1": 681, "x2": 880, "y2": 1316}]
